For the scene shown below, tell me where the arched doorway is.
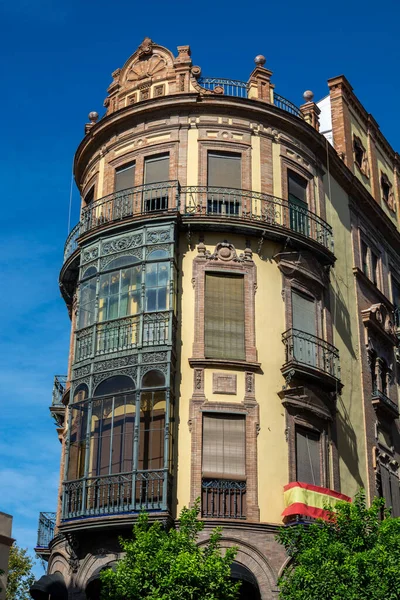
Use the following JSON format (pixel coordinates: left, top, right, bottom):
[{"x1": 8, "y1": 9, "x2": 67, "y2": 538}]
[{"x1": 231, "y1": 561, "x2": 261, "y2": 600}]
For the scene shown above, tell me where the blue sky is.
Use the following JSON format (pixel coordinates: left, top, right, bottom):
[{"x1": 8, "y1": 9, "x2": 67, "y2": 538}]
[{"x1": 0, "y1": 0, "x2": 398, "y2": 579}]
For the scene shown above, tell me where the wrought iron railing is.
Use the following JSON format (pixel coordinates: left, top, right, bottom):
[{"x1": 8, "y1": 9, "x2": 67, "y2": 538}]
[
  {"x1": 64, "y1": 222, "x2": 80, "y2": 262},
  {"x1": 282, "y1": 329, "x2": 340, "y2": 380},
  {"x1": 372, "y1": 389, "x2": 399, "y2": 416},
  {"x1": 81, "y1": 181, "x2": 180, "y2": 233},
  {"x1": 62, "y1": 470, "x2": 169, "y2": 519},
  {"x1": 393, "y1": 307, "x2": 400, "y2": 330},
  {"x1": 197, "y1": 77, "x2": 249, "y2": 98},
  {"x1": 36, "y1": 512, "x2": 56, "y2": 548},
  {"x1": 52, "y1": 375, "x2": 67, "y2": 406},
  {"x1": 273, "y1": 93, "x2": 303, "y2": 119},
  {"x1": 75, "y1": 311, "x2": 174, "y2": 362},
  {"x1": 202, "y1": 479, "x2": 246, "y2": 519},
  {"x1": 181, "y1": 186, "x2": 333, "y2": 252}
]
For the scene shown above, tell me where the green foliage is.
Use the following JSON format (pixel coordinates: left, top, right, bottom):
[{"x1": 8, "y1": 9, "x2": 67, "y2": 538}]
[
  {"x1": 276, "y1": 490, "x2": 400, "y2": 600},
  {"x1": 100, "y1": 500, "x2": 240, "y2": 600},
  {"x1": 6, "y1": 544, "x2": 35, "y2": 600}
]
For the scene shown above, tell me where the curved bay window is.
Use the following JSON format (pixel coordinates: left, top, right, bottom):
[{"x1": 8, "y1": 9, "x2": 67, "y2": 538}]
[{"x1": 63, "y1": 370, "x2": 171, "y2": 519}]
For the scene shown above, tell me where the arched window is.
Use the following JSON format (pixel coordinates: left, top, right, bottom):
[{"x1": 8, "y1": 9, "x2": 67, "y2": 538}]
[
  {"x1": 73, "y1": 383, "x2": 89, "y2": 403},
  {"x1": 82, "y1": 266, "x2": 97, "y2": 280},
  {"x1": 139, "y1": 370, "x2": 166, "y2": 471},
  {"x1": 89, "y1": 376, "x2": 136, "y2": 477},
  {"x1": 145, "y1": 262, "x2": 169, "y2": 312},
  {"x1": 99, "y1": 258, "x2": 141, "y2": 322},
  {"x1": 147, "y1": 249, "x2": 169, "y2": 260}
]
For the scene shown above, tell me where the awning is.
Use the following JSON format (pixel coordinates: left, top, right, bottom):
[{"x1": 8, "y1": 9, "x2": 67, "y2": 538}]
[{"x1": 30, "y1": 573, "x2": 68, "y2": 600}]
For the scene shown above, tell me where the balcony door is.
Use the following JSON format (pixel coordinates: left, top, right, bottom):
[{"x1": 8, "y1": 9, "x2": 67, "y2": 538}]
[
  {"x1": 207, "y1": 152, "x2": 242, "y2": 216},
  {"x1": 292, "y1": 291, "x2": 317, "y2": 367},
  {"x1": 114, "y1": 162, "x2": 136, "y2": 220},
  {"x1": 144, "y1": 154, "x2": 170, "y2": 212},
  {"x1": 288, "y1": 170, "x2": 309, "y2": 236}
]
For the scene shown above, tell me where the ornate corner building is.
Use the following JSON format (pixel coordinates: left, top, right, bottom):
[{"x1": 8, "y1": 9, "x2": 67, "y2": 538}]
[{"x1": 33, "y1": 38, "x2": 400, "y2": 600}]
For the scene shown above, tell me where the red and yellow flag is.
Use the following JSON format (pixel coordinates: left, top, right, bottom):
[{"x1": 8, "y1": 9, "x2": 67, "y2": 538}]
[{"x1": 282, "y1": 482, "x2": 351, "y2": 521}]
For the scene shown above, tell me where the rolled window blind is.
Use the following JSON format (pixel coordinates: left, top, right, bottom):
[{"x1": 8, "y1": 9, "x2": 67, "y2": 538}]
[
  {"x1": 202, "y1": 414, "x2": 245, "y2": 479},
  {"x1": 205, "y1": 273, "x2": 245, "y2": 360},
  {"x1": 390, "y1": 472, "x2": 400, "y2": 517},
  {"x1": 296, "y1": 428, "x2": 321, "y2": 485},
  {"x1": 115, "y1": 162, "x2": 135, "y2": 192},
  {"x1": 144, "y1": 154, "x2": 170, "y2": 184},
  {"x1": 292, "y1": 291, "x2": 316, "y2": 336},
  {"x1": 208, "y1": 153, "x2": 241, "y2": 188},
  {"x1": 288, "y1": 170, "x2": 308, "y2": 204},
  {"x1": 381, "y1": 466, "x2": 392, "y2": 510}
]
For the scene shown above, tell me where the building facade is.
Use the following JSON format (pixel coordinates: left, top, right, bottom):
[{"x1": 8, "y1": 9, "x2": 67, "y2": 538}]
[
  {"x1": 0, "y1": 512, "x2": 13, "y2": 600},
  {"x1": 34, "y1": 38, "x2": 400, "y2": 600}
]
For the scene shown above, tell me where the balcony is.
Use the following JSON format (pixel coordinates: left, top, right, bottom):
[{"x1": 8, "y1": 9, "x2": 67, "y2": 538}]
[
  {"x1": 34, "y1": 512, "x2": 56, "y2": 559},
  {"x1": 75, "y1": 311, "x2": 175, "y2": 362},
  {"x1": 201, "y1": 479, "x2": 246, "y2": 520},
  {"x1": 50, "y1": 375, "x2": 67, "y2": 426},
  {"x1": 62, "y1": 470, "x2": 170, "y2": 521},
  {"x1": 197, "y1": 77, "x2": 304, "y2": 119},
  {"x1": 372, "y1": 389, "x2": 399, "y2": 418},
  {"x1": 66, "y1": 183, "x2": 333, "y2": 262},
  {"x1": 282, "y1": 329, "x2": 340, "y2": 389}
]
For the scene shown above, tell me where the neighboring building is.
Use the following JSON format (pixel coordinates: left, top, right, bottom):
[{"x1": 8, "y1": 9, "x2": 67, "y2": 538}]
[
  {"x1": 34, "y1": 38, "x2": 400, "y2": 600},
  {"x1": 0, "y1": 512, "x2": 13, "y2": 600}
]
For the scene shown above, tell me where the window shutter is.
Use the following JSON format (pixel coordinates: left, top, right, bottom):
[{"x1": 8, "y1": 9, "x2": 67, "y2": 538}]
[
  {"x1": 292, "y1": 292, "x2": 316, "y2": 335},
  {"x1": 296, "y1": 428, "x2": 321, "y2": 485},
  {"x1": 205, "y1": 273, "x2": 245, "y2": 360},
  {"x1": 207, "y1": 153, "x2": 241, "y2": 188},
  {"x1": 288, "y1": 170, "x2": 308, "y2": 204},
  {"x1": 390, "y1": 472, "x2": 400, "y2": 517},
  {"x1": 115, "y1": 162, "x2": 135, "y2": 192},
  {"x1": 381, "y1": 465, "x2": 392, "y2": 509},
  {"x1": 202, "y1": 414, "x2": 245, "y2": 479},
  {"x1": 144, "y1": 154, "x2": 170, "y2": 184}
]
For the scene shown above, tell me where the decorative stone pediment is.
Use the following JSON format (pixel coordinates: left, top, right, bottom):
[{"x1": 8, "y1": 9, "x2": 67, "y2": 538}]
[
  {"x1": 197, "y1": 240, "x2": 253, "y2": 263},
  {"x1": 274, "y1": 250, "x2": 329, "y2": 289},
  {"x1": 361, "y1": 303, "x2": 397, "y2": 346}
]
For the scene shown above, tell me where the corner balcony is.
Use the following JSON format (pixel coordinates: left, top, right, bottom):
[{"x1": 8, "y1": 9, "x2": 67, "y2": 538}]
[
  {"x1": 372, "y1": 388, "x2": 399, "y2": 418},
  {"x1": 34, "y1": 512, "x2": 56, "y2": 560},
  {"x1": 282, "y1": 329, "x2": 340, "y2": 390},
  {"x1": 50, "y1": 375, "x2": 67, "y2": 426},
  {"x1": 75, "y1": 310, "x2": 175, "y2": 362},
  {"x1": 201, "y1": 478, "x2": 246, "y2": 520},
  {"x1": 61, "y1": 470, "x2": 171, "y2": 525}
]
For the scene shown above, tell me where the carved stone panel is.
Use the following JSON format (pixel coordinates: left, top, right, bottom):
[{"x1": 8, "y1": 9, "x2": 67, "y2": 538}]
[{"x1": 212, "y1": 373, "x2": 237, "y2": 395}]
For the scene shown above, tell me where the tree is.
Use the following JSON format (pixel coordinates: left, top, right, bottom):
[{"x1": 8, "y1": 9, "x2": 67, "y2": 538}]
[
  {"x1": 6, "y1": 544, "x2": 35, "y2": 600},
  {"x1": 100, "y1": 500, "x2": 240, "y2": 600},
  {"x1": 276, "y1": 490, "x2": 400, "y2": 600}
]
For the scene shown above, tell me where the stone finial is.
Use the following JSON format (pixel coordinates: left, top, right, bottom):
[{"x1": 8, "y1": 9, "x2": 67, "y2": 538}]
[
  {"x1": 88, "y1": 111, "x2": 99, "y2": 124},
  {"x1": 303, "y1": 90, "x2": 314, "y2": 102},
  {"x1": 254, "y1": 55, "x2": 266, "y2": 66}
]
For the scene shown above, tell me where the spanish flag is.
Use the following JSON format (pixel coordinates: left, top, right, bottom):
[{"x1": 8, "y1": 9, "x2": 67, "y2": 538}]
[{"x1": 282, "y1": 482, "x2": 351, "y2": 521}]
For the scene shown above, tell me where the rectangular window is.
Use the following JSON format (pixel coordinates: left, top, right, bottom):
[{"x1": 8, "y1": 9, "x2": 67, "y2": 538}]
[
  {"x1": 207, "y1": 152, "x2": 241, "y2": 215},
  {"x1": 202, "y1": 414, "x2": 245, "y2": 479},
  {"x1": 288, "y1": 170, "x2": 309, "y2": 235},
  {"x1": 353, "y1": 136, "x2": 364, "y2": 169},
  {"x1": 392, "y1": 276, "x2": 400, "y2": 328},
  {"x1": 361, "y1": 241, "x2": 369, "y2": 277},
  {"x1": 371, "y1": 251, "x2": 379, "y2": 287},
  {"x1": 380, "y1": 465, "x2": 400, "y2": 518},
  {"x1": 291, "y1": 291, "x2": 317, "y2": 367},
  {"x1": 144, "y1": 154, "x2": 170, "y2": 211},
  {"x1": 296, "y1": 427, "x2": 321, "y2": 486},
  {"x1": 115, "y1": 162, "x2": 136, "y2": 192},
  {"x1": 204, "y1": 273, "x2": 245, "y2": 360},
  {"x1": 98, "y1": 266, "x2": 141, "y2": 322}
]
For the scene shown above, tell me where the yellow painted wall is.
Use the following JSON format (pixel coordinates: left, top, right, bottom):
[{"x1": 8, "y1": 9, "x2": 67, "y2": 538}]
[
  {"x1": 176, "y1": 231, "x2": 287, "y2": 523},
  {"x1": 324, "y1": 175, "x2": 369, "y2": 499}
]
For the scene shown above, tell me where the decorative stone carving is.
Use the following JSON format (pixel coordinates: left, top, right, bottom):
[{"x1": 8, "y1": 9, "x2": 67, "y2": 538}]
[
  {"x1": 147, "y1": 229, "x2": 171, "y2": 244},
  {"x1": 137, "y1": 37, "x2": 154, "y2": 58},
  {"x1": 194, "y1": 368, "x2": 203, "y2": 391},
  {"x1": 81, "y1": 246, "x2": 99, "y2": 265},
  {"x1": 245, "y1": 372, "x2": 255, "y2": 395},
  {"x1": 93, "y1": 355, "x2": 138, "y2": 373},
  {"x1": 101, "y1": 233, "x2": 143, "y2": 255},
  {"x1": 212, "y1": 372, "x2": 237, "y2": 394},
  {"x1": 361, "y1": 303, "x2": 398, "y2": 346},
  {"x1": 199, "y1": 240, "x2": 253, "y2": 263}
]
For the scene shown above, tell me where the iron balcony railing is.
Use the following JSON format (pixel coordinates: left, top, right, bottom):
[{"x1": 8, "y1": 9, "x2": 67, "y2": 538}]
[
  {"x1": 36, "y1": 512, "x2": 56, "y2": 548},
  {"x1": 62, "y1": 470, "x2": 170, "y2": 519},
  {"x1": 64, "y1": 222, "x2": 80, "y2": 262},
  {"x1": 81, "y1": 181, "x2": 180, "y2": 233},
  {"x1": 197, "y1": 77, "x2": 304, "y2": 119},
  {"x1": 202, "y1": 479, "x2": 246, "y2": 519},
  {"x1": 181, "y1": 186, "x2": 333, "y2": 252},
  {"x1": 282, "y1": 329, "x2": 340, "y2": 380},
  {"x1": 52, "y1": 375, "x2": 67, "y2": 406},
  {"x1": 372, "y1": 388, "x2": 399, "y2": 417},
  {"x1": 75, "y1": 311, "x2": 175, "y2": 362}
]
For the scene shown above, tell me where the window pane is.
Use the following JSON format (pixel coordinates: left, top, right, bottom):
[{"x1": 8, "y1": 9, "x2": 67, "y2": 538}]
[
  {"x1": 202, "y1": 414, "x2": 245, "y2": 478},
  {"x1": 146, "y1": 289, "x2": 157, "y2": 311},
  {"x1": 205, "y1": 273, "x2": 245, "y2": 360},
  {"x1": 144, "y1": 155, "x2": 169, "y2": 184},
  {"x1": 208, "y1": 153, "x2": 242, "y2": 189},
  {"x1": 296, "y1": 428, "x2": 321, "y2": 486},
  {"x1": 138, "y1": 391, "x2": 166, "y2": 470},
  {"x1": 115, "y1": 162, "x2": 135, "y2": 192},
  {"x1": 78, "y1": 279, "x2": 96, "y2": 329},
  {"x1": 146, "y1": 264, "x2": 158, "y2": 287},
  {"x1": 288, "y1": 170, "x2": 308, "y2": 204},
  {"x1": 94, "y1": 375, "x2": 135, "y2": 397}
]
